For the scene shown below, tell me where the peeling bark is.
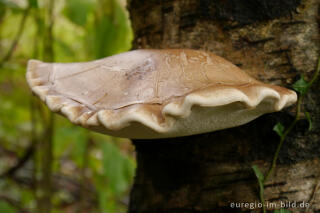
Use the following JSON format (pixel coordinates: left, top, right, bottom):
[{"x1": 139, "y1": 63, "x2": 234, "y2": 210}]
[{"x1": 128, "y1": 0, "x2": 320, "y2": 212}]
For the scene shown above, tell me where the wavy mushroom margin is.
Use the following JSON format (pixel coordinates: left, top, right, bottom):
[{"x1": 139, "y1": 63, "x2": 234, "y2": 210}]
[{"x1": 26, "y1": 59, "x2": 297, "y2": 139}]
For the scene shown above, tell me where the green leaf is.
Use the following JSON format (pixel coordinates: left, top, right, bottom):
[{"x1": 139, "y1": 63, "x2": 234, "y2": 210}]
[
  {"x1": 273, "y1": 122, "x2": 285, "y2": 137},
  {"x1": 53, "y1": 122, "x2": 88, "y2": 167},
  {"x1": 0, "y1": 200, "x2": 15, "y2": 213},
  {"x1": 100, "y1": 140, "x2": 129, "y2": 194},
  {"x1": 252, "y1": 165, "x2": 265, "y2": 207},
  {"x1": 252, "y1": 165, "x2": 265, "y2": 183},
  {"x1": 92, "y1": 136, "x2": 135, "y2": 213},
  {"x1": 274, "y1": 209, "x2": 292, "y2": 213},
  {"x1": 89, "y1": 0, "x2": 133, "y2": 58},
  {"x1": 98, "y1": 190, "x2": 116, "y2": 213},
  {"x1": 63, "y1": 0, "x2": 94, "y2": 26},
  {"x1": 293, "y1": 76, "x2": 309, "y2": 95},
  {"x1": 55, "y1": 38, "x2": 76, "y2": 58},
  {"x1": 28, "y1": 0, "x2": 38, "y2": 8},
  {"x1": 305, "y1": 111, "x2": 312, "y2": 131}
]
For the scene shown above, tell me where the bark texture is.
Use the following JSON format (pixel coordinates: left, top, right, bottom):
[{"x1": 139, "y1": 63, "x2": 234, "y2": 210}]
[{"x1": 128, "y1": 0, "x2": 320, "y2": 212}]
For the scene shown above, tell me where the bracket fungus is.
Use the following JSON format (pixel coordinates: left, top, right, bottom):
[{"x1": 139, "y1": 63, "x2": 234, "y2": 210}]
[{"x1": 26, "y1": 49, "x2": 297, "y2": 139}]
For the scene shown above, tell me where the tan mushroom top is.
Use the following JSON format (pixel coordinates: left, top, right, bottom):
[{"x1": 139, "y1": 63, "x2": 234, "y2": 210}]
[{"x1": 26, "y1": 49, "x2": 297, "y2": 139}]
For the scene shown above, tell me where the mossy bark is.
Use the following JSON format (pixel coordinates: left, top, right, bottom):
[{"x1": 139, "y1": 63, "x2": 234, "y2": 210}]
[{"x1": 128, "y1": 0, "x2": 320, "y2": 212}]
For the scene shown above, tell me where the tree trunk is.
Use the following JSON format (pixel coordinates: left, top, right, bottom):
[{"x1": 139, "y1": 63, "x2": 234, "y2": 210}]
[{"x1": 128, "y1": 0, "x2": 320, "y2": 212}]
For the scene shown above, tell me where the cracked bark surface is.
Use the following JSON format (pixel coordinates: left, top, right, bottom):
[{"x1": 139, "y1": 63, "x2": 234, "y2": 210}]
[{"x1": 128, "y1": 0, "x2": 320, "y2": 212}]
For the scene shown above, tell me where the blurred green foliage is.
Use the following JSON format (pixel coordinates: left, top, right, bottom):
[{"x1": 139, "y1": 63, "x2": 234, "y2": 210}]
[
  {"x1": 0, "y1": 0, "x2": 135, "y2": 212},
  {"x1": 0, "y1": 201, "x2": 15, "y2": 213}
]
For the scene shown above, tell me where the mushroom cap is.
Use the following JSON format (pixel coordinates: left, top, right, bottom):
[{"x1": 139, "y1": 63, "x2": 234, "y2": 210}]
[{"x1": 26, "y1": 49, "x2": 297, "y2": 139}]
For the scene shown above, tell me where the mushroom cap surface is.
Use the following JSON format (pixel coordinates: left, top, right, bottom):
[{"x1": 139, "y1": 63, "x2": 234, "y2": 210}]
[{"x1": 26, "y1": 49, "x2": 297, "y2": 139}]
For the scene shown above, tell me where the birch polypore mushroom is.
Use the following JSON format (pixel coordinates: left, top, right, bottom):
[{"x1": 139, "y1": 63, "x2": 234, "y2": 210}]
[{"x1": 26, "y1": 49, "x2": 297, "y2": 139}]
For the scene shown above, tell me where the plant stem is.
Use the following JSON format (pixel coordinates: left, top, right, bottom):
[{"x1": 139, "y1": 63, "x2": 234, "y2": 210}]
[
  {"x1": 264, "y1": 56, "x2": 320, "y2": 184},
  {"x1": 254, "y1": 56, "x2": 320, "y2": 213},
  {"x1": 36, "y1": 0, "x2": 55, "y2": 212},
  {"x1": 0, "y1": 6, "x2": 30, "y2": 67},
  {"x1": 308, "y1": 57, "x2": 320, "y2": 87},
  {"x1": 78, "y1": 136, "x2": 91, "y2": 213},
  {"x1": 264, "y1": 96, "x2": 302, "y2": 183},
  {"x1": 43, "y1": 0, "x2": 55, "y2": 62},
  {"x1": 259, "y1": 184, "x2": 266, "y2": 213}
]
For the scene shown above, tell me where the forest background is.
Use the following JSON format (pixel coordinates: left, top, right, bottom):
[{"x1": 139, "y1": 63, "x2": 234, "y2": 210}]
[{"x1": 0, "y1": 0, "x2": 136, "y2": 212}]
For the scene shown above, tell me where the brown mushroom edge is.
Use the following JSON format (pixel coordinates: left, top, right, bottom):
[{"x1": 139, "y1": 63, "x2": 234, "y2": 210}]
[{"x1": 26, "y1": 59, "x2": 297, "y2": 139}]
